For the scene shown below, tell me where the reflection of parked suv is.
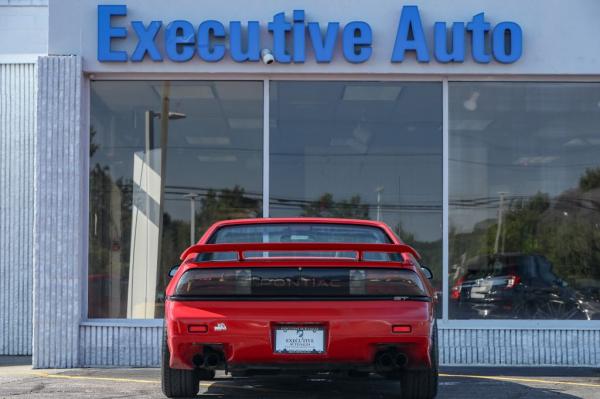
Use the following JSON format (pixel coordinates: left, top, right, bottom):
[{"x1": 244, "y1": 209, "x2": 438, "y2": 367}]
[{"x1": 450, "y1": 253, "x2": 588, "y2": 319}]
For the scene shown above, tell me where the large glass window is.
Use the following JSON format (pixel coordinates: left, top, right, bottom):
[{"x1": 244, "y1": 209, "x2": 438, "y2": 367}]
[
  {"x1": 449, "y1": 82, "x2": 600, "y2": 320},
  {"x1": 89, "y1": 81, "x2": 263, "y2": 318},
  {"x1": 269, "y1": 82, "x2": 443, "y2": 301}
]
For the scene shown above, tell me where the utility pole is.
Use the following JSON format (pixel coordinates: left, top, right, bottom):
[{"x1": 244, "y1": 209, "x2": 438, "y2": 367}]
[
  {"x1": 494, "y1": 192, "x2": 507, "y2": 254},
  {"x1": 183, "y1": 193, "x2": 199, "y2": 244},
  {"x1": 375, "y1": 186, "x2": 384, "y2": 221}
]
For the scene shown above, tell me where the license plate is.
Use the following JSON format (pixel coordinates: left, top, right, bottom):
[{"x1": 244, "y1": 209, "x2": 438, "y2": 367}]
[{"x1": 274, "y1": 327, "x2": 325, "y2": 354}]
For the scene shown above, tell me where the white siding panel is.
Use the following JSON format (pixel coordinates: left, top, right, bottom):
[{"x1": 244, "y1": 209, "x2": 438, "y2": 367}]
[
  {"x1": 439, "y1": 328, "x2": 600, "y2": 366},
  {"x1": 79, "y1": 324, "x2": 162, "y2": 367},
  {"x1": 75, "y1": 323, "x2": 600, "y2": 367},
  {"x1": 0, "y1": 62, "x2": 36, "y2": 355}
]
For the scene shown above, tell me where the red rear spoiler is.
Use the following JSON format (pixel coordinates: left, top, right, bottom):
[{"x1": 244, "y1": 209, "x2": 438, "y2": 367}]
[{"x1": 180, "y1": 242, "x2": 421, "y2": 261}]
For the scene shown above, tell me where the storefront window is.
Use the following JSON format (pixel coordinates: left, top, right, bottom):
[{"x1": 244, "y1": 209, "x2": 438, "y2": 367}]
[
  {"x1": 449, "y1": 82, "x2": 600, "y2": 320},
  {"x1": 89, "y1": 81, "x2": 263, "y2": 318},
  {"x1": 269, "y1": 81, "x2": 443, "y2": 301}
]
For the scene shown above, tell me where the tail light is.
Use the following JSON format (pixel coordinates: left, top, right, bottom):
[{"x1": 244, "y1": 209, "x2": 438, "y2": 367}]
[
  {"x1": 504, "y1": 274, "x2": 521, "y2": 289},
  {"x1": 349, "y1": 269, "x2": 426, "y2": 296},
  {"x1": 451, "y1": 277, "x2": 464, "y2": 300},
  {"x1": 392, "y1": 325, "x2": 412, "y2": 333},
  {"x1": 188, "y1": 325, "x2": 208, "y2": 333},
  {"x1": 174, "y1": 267, "x2": 427, "y2": 297}
]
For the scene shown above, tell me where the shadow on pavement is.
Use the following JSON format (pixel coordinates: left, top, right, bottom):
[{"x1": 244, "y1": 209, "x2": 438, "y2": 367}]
[
  {"x1": 198, "y1": 372, "x2": 586, "y2": 399},
  {"x1": 0, "y1": 356, "x2": 32, "y2": 367}
]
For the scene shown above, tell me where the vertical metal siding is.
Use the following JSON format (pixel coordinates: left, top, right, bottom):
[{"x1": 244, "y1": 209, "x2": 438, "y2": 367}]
[
  {"x1": 79, "y1": 325, "x2": 162, "y2": 367},
  {"x1": 76, "y1": 323, "x2": 600, "y2": 367},
  {"x1": 439, "y1": 328, "x2": 600, "y2": 366},
  {"x1": 0, "y1": 62, "x2": 36, "y2": 356},
  {"x1": 32, "y1": 56, "x2": 83, "y2": 368}
]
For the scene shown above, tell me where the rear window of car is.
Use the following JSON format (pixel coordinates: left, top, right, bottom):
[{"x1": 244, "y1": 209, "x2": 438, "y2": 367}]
[
  {"x1": 208, "y1": 223, "x2": 392, "y2": 244},
  {"x1": 174, "y1": 267, "x2": 428, "y2": 299},
  {"x1": 199, "y1": 223, "x2": 398, "y2": 261}
]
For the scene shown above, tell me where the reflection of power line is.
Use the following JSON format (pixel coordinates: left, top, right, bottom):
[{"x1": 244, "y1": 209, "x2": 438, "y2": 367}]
[
  {"x1": 450, "y1": 158, "x2": 600, "y2": 169},
  {"x1": 451, "y1": 195, "x2": 600, "y2": 212},
  {"x1": 93, "y1": 147, "x2": 441, "y2": 157},
  {"x1": 94, "y1": 185, "x2": 600, "y2": 213}
]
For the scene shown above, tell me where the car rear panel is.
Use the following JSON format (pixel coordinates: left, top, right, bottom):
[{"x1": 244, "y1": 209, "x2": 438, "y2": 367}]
[{"x1": 166, "y1": 299, "x2": 433, "y2": 370}]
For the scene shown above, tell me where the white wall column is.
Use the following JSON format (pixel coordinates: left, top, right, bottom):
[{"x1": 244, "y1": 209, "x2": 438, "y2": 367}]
[{"x1": 32, "y1": 55, "x2": 85, "y2": 368}]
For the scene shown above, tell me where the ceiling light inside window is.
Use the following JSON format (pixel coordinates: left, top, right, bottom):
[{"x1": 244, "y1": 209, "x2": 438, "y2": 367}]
[
  {"x1": 228, "y1": 118, "x2": 262, "y2": 129},
  {"x1": 153, "y1": 84, "x2": 214, "y2": 100},
  {"x1": 342, "y1": 85, "x2": 402, "y2": 101},
  {"x1": 185, "y1": 136, "x2": 231, "y2": 146},
  {"x1": 197, "y1": 155, "x2": 238, "y2": 162},
  {"x1": 450, "y1": 119, "x2": 492, "y2": 131},
  {"x1": 463, "y1": 91, "x2": 480, "y2": 111}
]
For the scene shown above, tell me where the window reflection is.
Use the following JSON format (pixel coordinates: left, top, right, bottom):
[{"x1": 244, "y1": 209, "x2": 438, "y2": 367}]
[
  {"x1": 449, "y1": 82, "x2": 600, "y2": 320},
  {"x1": 269, "y1": 81, "x2": 443, "y2": 303},
  {"x1": 89, "y1": 81, "x2": 263, "y2": 318}
]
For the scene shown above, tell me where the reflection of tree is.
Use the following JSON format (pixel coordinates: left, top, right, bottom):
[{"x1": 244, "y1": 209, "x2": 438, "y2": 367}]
[
  {"x1": 196, "y1": 186, "x2": 261, "y2": 234},
  {"x1": 89, "y1": 127, "x2": 134, "y2": 318},
  {"x1": 89, "y1": 163, "x2": 112, "y2": 277},
  {"x1": 451, "y1": 168, "x2": 600, "y2": 288},
  {"x1": 579, "y1": 167, "x2": 600, "y2": 192},
  {"x1": 395, "y1": 224, "x2": 442, "y2": 289},
  {"x1": 301, "y1": 193, "x2": 369, "y2": 219},
  {"x1": 160, "y1": 185, "x2": 261, "y2": 270},
  {"x1": 156, "y1": 186, "x2": 261, "y2": 316}
]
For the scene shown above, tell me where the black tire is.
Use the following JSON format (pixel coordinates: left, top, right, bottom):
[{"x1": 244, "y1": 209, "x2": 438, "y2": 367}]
[
  {"x1": 161, "y1": 324, "x2": 200, "y2": 398},
  {"x1": 400, "y1": 322, "x2": 438, "y2": 399}
]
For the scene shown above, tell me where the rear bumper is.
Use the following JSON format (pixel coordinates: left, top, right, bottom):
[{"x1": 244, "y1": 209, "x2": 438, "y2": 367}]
[{"x1": 165, "y1": 300, "x2": 434, "y2": 372}]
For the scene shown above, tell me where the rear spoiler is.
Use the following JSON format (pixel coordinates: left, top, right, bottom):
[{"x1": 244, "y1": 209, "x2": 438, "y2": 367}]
[{"x1": 180, "y1": 242, "x2": 421, "y2": 261}]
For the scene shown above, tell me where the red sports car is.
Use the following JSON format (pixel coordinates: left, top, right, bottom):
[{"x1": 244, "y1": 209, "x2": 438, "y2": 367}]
[{"x1": 162, "y1": 218, "x2": 438, "y2": 398}]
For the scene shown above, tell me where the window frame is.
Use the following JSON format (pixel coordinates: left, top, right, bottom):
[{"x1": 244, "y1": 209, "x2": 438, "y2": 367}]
[{"x1": 82, "y1": 74, "x2": 600, "y2": 330}]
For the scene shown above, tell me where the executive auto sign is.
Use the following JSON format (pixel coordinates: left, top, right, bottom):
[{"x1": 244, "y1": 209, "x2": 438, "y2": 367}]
[{"x1": 97, "y1": 5, "x2": 522, "y2": 64}]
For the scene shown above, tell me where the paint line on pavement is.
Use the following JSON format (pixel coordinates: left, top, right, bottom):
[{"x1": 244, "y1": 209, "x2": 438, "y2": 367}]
[
  {"x1": 26, "y1": 372, "x2": 276, "y2": 392},
  {"x1": 440, "y1": 373, "x2": 600, "y2": 388},
  {"x1": 32, "y1": 372, "x2": 160, "y2": 384},
  {"x1": 5, "y1": 370, "x2": 599, "y2": 390}
]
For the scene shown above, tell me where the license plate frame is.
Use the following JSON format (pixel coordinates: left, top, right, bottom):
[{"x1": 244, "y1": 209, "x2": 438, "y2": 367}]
[{"x1": 274, "y1": 326, "x2": 325, "y2": 354}]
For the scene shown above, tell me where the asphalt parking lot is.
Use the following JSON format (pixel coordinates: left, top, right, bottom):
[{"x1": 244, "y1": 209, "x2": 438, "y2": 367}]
[{"x1": 1, "y1": 357, "x2": 600, "y2": 398}]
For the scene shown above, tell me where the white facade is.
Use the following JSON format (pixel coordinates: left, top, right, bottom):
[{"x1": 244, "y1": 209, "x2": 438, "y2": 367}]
[
  {"x1": 0, "y1": 0, "x2": 46, "y2": 356},
  {"x1": 1, "y1": 0, "x2": 600, "y2": 367}
]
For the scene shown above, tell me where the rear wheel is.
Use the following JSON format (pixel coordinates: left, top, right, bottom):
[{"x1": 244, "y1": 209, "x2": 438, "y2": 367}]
[
  {"x1": 161, "y1": 324, "x2": 200, "y2": 398},
  {"x1": 400, "y1": 322, "x2": 438, "y2": 399}
]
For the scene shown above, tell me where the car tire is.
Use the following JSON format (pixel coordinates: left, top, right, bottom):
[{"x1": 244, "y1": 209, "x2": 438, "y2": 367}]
[
  {"x1": 161, "y1": 324, "x2": 200, "y2": 398},
  {"x1": 400, "y1": 322, "x2": 438, "y2": 399}
]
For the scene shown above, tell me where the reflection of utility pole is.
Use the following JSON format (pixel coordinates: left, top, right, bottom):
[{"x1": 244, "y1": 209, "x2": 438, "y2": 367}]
[
  {"x1": 183, "y1": 193, "x2": 199, "y2": 245},
  {"x1": 375, "y1": 186, "x2": 384, "y2": 221},
  {"x1": 494, "y1": 192, "x2": 507, "y2": 254},
  {"x1": 137, "y1": 82, "x2": 186, "y2": 318},
  {"x1": 157, "y1": 81, "x2": 171, "y2": 280}
]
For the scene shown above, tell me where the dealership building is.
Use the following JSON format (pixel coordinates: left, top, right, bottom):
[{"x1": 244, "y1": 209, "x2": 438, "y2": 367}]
[{"x1": 2, "y1": 0, "x2": 600, "y2": 368}]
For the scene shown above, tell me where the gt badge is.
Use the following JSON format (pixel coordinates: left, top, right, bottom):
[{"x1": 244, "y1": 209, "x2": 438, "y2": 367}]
[{"x1": 214, "y1": 323, "x2": 227, "y2": 332}]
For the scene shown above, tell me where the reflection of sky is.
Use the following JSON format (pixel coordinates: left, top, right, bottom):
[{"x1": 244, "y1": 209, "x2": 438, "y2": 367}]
[
  {"x1": 91, "y1": 81, "x2": 444, "y2": 243},
  {"x1": 93, "y1": 82, "x2": 600, "y2": 240},
  {"x1": 269, "y1": 82, "x2": 443, "y2": 242},
  {"x1": 449, "y1": 82, "x2": 600, "y2": 233},
  {"x1": 91, "y1": 80, "x2": 264, "y2": 227}
]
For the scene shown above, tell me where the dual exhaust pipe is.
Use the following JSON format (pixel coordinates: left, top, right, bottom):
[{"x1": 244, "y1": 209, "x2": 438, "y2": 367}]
[
  {"x1": 192, "y1": 347, "x2": 224, "y2": 369},
  {"x1": 194, "y1": 347, "x2": 407, "y2": 372},
  {"x1": 375, "y1": 349, "x2": 408, "y2": 372}
]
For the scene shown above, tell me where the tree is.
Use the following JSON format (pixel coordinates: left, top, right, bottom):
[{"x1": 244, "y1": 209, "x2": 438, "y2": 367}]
[
  {"x1": 301, "y1": 193, "x2": 369, "y2": 219},
  {"x1": 579, "y1": 167, "x2": 600, "y2": 191}
]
